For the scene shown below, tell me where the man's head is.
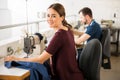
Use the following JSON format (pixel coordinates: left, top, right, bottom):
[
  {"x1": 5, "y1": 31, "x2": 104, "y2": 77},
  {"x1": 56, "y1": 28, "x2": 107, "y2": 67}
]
[{"x1": 78, "y1": 7, "x2": 93, "y2": 25}]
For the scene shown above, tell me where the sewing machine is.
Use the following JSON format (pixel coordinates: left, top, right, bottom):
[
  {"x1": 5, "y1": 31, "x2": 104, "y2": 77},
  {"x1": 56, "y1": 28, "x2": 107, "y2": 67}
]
[
  {"x1": 101, "y1": 19, "x2": 115, "y2": 28},
  {"x1": 23, "y1": 33, "x2": 47, "y2": 57}
]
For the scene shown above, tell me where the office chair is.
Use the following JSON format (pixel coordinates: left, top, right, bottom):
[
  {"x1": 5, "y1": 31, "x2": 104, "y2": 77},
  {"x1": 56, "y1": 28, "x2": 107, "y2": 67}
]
[
  {"x1": 78, "y1": 39, "x2": 102, "y2": 80},
  {"x1": 100, "y1": 28, "x2": 111, "y2": 69}
]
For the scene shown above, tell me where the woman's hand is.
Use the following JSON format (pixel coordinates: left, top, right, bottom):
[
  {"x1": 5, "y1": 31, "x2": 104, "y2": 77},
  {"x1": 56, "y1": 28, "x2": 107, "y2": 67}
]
[{"x1": 4, "y1": 55, "x2": 17, "y2": 62}]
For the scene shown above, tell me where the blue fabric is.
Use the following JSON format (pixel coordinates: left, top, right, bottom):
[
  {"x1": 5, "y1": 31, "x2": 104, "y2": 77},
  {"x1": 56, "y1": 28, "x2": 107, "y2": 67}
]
[
  {"x1": 85, "y1": 20, "x2": 102, "y2": 42},
  {"x1": 5, "y1": 61, "x2": 50, "y2": 80}
]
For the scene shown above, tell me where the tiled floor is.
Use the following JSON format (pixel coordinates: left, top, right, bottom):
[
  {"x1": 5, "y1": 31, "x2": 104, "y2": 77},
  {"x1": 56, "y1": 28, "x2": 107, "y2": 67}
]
[{"x1": 100, "y1": 55, "x2": 120, "y2": 80}]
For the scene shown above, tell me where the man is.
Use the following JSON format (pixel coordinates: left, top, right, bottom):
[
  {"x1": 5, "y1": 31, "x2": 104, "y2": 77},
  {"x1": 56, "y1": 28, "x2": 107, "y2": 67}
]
[{"x1": 75, "y1": 7, "x2": 102, "y2": 45}]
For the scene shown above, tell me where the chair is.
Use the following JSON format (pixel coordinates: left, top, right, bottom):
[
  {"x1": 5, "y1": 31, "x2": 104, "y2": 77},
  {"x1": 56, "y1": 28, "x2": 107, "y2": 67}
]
[
  {"x1": 100, "y1": 28, "x2": 111, "y2": 69},
  {"x1": 78, "y1": 39, "x2": 102, "y2": 80}
]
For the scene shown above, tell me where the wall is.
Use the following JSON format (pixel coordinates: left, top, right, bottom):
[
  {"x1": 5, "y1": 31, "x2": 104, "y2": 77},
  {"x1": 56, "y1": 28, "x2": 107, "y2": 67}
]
[
  {"x1": 60, "y1": 0, "x2": 120, "y2": 26},
  {"x1": 7, "y1": 0, "x2": 55, "y2": 24},
  {"x1": 0, "y1": 0, "x2": 12, "y2": 40},
  {"x1": 1, "y1": 0, "x2": 120, "y2": 26},
  {"x1": 0, "y1": 0, "x2": 11, "y2": 26}
]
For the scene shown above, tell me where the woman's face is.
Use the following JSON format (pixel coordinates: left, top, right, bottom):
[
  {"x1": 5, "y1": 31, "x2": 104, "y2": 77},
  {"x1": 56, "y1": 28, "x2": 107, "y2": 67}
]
[{"x1": 47, "y1": 8, "x2": 63, "y2": 28}]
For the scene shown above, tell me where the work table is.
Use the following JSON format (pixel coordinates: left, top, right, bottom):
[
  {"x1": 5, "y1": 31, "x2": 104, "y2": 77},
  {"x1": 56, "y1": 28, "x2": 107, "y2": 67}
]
[
  {"x1": 0, "y1": 53, "x2": 30, "y2": 80},
  {"x1": 0, "y1": 51, "x2": 42, "y2": 80},
  {"x1": 0, "y1": 62, "x2": 30, "y2": 80}
]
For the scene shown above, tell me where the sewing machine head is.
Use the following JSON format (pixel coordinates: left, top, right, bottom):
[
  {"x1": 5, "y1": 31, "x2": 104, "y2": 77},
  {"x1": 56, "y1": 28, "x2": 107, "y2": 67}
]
[{"x1": 23, "y1": 33, "x2": 47, "y2": 57}]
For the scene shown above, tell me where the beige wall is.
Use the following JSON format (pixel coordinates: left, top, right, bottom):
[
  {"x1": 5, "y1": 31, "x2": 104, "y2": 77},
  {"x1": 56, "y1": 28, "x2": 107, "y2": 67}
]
[{"x1": 60, "y1": 0, "x2": 120, "y2": 26}]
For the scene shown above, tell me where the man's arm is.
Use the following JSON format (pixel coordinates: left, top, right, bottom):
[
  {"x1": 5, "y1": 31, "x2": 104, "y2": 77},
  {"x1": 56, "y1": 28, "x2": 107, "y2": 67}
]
[
  {"x1": 71, "y1": 28, "x2": 84, "y2": 36},
  {"x1": 75, "y1": 33, "x2": 90, "y2": 45}
]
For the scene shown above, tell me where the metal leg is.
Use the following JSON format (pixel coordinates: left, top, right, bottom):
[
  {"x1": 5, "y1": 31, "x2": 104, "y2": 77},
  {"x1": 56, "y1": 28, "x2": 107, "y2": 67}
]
[
  {"x1": 111, "y1": 29, "x2": 120, "y2": 56},
  {"x1": 116, "y1": 30, "x2": 119, "y2": 53}
]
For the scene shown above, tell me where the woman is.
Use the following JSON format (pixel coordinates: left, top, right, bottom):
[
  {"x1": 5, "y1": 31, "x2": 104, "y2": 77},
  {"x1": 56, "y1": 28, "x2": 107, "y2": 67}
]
[{"x1": 5, "y1": 3, "x2": 84, "y2": 80}]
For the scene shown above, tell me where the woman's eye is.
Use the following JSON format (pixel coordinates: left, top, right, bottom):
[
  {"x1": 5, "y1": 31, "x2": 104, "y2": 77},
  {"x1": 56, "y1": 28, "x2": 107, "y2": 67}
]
[
  {"x1": 46, "y1": 14, "x2": 56, "y2": 18},
  {"x1": 52, "y1": 15, "x2": 56, "y2": 18},
  {"x1": 47, "y1": 14, "x2": 50, "y2": 17}
]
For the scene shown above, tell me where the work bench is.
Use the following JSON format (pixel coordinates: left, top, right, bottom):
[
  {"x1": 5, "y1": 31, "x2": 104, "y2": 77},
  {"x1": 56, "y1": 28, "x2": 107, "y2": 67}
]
[{"x1": 0, "y1": 54, "x2": 30, "y2": 80}]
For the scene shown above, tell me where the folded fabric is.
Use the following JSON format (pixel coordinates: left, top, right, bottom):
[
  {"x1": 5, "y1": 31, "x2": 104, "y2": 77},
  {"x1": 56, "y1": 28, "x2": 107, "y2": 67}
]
[{"x1": 5, "y1": 61, "x2": 50, "y2": 80}]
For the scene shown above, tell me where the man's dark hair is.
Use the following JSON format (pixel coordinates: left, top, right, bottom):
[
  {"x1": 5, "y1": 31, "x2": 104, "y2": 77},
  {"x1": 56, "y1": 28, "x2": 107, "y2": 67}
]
[{"x1": 78, "y1": 7, "x2": 93, "y2": 18}]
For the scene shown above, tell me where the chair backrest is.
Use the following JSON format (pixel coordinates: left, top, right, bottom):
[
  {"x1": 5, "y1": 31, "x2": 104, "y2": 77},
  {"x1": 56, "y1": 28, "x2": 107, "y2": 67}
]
[
  {"x1": 100, "y1": 28, "x2": 111, "y2": 57},
  {"x1": 100, "y1": 28, "x2": 111, "y2": 69},
  {"x1": 78, "y1": 39, "x2": 102, "y2": 80}
]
